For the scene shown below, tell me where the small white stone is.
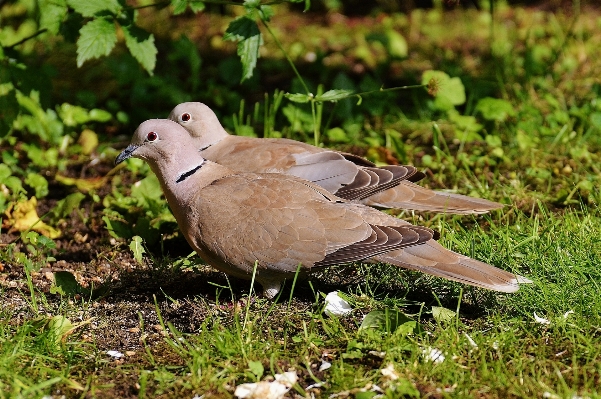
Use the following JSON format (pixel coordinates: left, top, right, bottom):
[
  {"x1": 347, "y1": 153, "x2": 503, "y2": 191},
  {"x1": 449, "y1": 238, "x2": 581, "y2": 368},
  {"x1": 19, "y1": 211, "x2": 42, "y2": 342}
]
[
  {"x1": 563, "y1": 310, "x2": 575, "y2": 319},
  {"x1": 380, "y1": 363, "x2": 399, "y2": 380},
  {"x1": 319, "y1": 360, "x2": 332, "y2": 372},
  {"x1": 421, "y1": 347, "x2": 445, "y2": 364},
  {"x1": 324, "y1": 291, "x2": 352, "y2": 317},
  {"x1": 234, "y1": 371, "x2": 297, "y2": 399},
  {"x1": 533, "y1": 312, "x2": 551, "y2": 325},
  {"x1": 107, "y1": 350, "x2": 124, "y2": 358}
]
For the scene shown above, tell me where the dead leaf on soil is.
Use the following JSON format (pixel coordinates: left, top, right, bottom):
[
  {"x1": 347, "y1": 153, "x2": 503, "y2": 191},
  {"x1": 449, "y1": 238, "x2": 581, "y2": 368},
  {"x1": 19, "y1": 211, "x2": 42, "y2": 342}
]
[{"x1": 4, "y1": 197, "x2": 62, "y2": 238}]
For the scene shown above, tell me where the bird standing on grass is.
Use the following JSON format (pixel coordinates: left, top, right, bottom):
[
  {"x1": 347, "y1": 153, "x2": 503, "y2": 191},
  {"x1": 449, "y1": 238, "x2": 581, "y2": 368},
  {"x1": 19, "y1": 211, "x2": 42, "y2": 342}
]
[
  {"x1": 168, "y1": 102, "x2": 504, "y2": 215},
  {"x1": 115, "y1": 119, "x2": 530, "y2": 298}
]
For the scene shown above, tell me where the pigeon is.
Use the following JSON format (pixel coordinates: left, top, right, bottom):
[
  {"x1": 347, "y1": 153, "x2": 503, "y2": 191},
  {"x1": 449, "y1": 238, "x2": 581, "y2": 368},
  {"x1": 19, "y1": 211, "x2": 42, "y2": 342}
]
[
  {"x1": 168, "y1": 102, "x2": 503, "y2": 214},
  {"x1": 115, "y1": 119, "x2": 529, "y2": 298}
]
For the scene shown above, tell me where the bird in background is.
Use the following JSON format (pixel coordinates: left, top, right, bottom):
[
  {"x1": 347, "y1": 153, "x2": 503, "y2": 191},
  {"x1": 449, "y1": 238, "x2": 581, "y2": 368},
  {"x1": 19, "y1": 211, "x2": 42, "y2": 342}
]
[
  {"x1": 168, "y1": 102, "x2": 504, "y2": 215},
  {"x1": 115, "y1": 119, "x2": 531, "y2": 298}
]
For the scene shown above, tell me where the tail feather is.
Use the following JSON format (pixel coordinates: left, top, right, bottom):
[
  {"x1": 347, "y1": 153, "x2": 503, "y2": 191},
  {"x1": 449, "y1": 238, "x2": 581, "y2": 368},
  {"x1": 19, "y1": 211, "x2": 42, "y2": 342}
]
[
  {"x1": 373, "y1": 240, "x2": 531, "y2": 293},
  {"x1": 362, "y1": 181, "x2": 504, "y2": 215}
]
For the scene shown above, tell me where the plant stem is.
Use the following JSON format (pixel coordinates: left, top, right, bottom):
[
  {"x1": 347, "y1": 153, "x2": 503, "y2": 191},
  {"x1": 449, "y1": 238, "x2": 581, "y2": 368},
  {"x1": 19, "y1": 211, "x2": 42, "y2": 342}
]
[
  {"x1": 352, "y1": 84, "x2": 427, "y2": 98},
  {"x1": 261, "y1": 19, "x2": 311, "y2": 95},
  {"x1": 5, "y1": 29, "x2": 47, "y2": 49}
]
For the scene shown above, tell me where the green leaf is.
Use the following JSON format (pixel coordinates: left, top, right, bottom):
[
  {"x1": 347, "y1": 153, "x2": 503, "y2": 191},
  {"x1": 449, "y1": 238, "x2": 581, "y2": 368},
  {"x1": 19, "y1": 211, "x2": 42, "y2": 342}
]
[
  {"x1": 590, "y1": 112, "x2": 601, "y2": 129},
  {"x1": 189, "y1": 1, "x2": 206, "y2": 12},
  {"x1": 0, "y1": 90, "x2": 19, "y2": 138},
  {"x1": 66, "y1": 0, "x2": 121, "y2": 17},
  {"x1": 129, "y1": 235, "x2": 146, "y2": 264},
  {"x1": 51, "y1": 271, "x2": 84, "y2": 296},
  {"x1": 76, "y1": 18, "x2": 118, "y2": 67},
  {"x1": 359, "y1": 309, "x2": 414, "y2": 333},
  {"x1": 130, "y1": 174, "x2": 164, "y2": 206},
  {"x1": 132, "y1": 217, "x2": 160, "y2": 245},
  {"x1": 355, "y1": 392, "x2": 377, "y2": 399},
  {"x1": 171, "y1": 0, "x2": 188, "y2": 15},
  {"x1": 49, "y1": 192, "x2": 86, "y2": 222},
  {"x1": 39, "y1": 0, "x2": 68, "y2": 35},
  {"x1": 431, "y1": 306, "x2": 456, "y2": 324},
  {"x1": 46, "y1": 315, "x2": 74, "y2": 343},
  {"x1": 475, "y1": 97, "x2": 516, "y2": 122},
  {"x1": 102, "y1": 215, "x2": 132, "y2": 239},
  {"x1": 0, "y1": 163, "x2": 11, "y2": 180},
  {"x1": 386, "y1": 30, "x2": 408, "y2": 58},
  {"x1": 59, "y1": 103, "x2": 92, "y2": 126},
  {"x1": 422, "y1": 70, "x2": 466, "y2": 111},
  {"x1": 25, "y1": 173, "x2": 49, "y2": 198},
  {"x1": 89, "y1": 108, "x2": 112, "y2": 122},
  {"x1": 248, "y1": 360, "x2": 264, "y2": 380},
  {"x1": 315, "y1": 89, "x2": 354, "y2": 102},
  {"x1": 4, "y1": 176, "x2": 24, "y2": 195},
  {"x1": 243, "y1": 0, "x2": 260, "y2": 10},
  {"x1": 284, "y1": 93, "x2": 311, "y2": 103},
  {"x1": 224, "y1": 17, "x2": 262, "y2": 82},
  {"x1": 258, "y1": 5, "x2": 274, "y2": 21},
  {"x1": 326, "y1": 127, "x2": 349, "y2": 143},
  {"x1": 123, "y1": 24, "x2": 157, "y2": 74}
]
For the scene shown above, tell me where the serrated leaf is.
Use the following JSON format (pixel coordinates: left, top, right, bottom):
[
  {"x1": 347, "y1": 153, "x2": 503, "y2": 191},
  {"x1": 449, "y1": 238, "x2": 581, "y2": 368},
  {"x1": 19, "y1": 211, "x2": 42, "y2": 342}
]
[
  {"x1": 315, "y1": 89, "x2": 354, "y2": 102},
  {"x1": 129, "y1": 235, "x2": 146, "y2": 264},
  {"x1": 285, "y1": 93, "x2": 311, "y2": 103},
  {"x1": 66, "y1": 0, "x2": 121, "y2": 17},
  {"x1": 171, "y1": 0, "x2": 188, "y2": 15},
  {"x1": 432, "y1": 306, "x2": 457, "y2": 324},
  {"x1": 39, "y1": 0, "x2": 68, "y2": 35},
  {"x1": 224, "y1": 17, "x2": 262, "y2": 82},
  {"x1": 76, "y1": 18, "x2": 118, "y2": 67},
  {"x1": 359, "y1": 309, "x2": 414, "y2": 333},
  {"x1": 123, "y1": 24, "x2": 157, "y2": 75}
]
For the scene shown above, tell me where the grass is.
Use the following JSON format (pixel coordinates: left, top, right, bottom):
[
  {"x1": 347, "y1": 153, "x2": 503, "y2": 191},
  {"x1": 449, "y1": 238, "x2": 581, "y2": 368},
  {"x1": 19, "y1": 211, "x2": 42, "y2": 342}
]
[
  {"x1": 2, "y1": 1, "x2": 601, "y2": 398},
  {"x1": 2, "y1": 206, "x2": 600, "y2": 398}
]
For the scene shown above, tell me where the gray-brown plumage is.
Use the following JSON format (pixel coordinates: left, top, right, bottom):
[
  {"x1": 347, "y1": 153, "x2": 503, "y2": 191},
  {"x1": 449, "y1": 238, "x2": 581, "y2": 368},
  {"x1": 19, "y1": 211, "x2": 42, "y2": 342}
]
[
  {"x1": 168, "y1": 102, "x2": 503, "y2": 215},
  {"x1": 115, "y1": 119, "x2": 530, "y2": 298}
]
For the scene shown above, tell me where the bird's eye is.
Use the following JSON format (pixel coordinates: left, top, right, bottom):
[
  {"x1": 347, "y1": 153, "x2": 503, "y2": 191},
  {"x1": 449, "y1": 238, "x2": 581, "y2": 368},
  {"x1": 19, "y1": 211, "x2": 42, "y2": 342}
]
[
  {"x1": 181, "y1": 113, "x2": 191, "y2": 122},
  {"x1": 147, "y1": 131, "x2": 158, "y2": 141}
]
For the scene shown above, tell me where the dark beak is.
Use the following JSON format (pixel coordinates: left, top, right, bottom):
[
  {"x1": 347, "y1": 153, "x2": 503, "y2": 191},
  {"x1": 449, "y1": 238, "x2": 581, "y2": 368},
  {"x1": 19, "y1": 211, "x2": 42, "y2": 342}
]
[{"x1": 115, "y1": 144, "x2": 139, "y2": 165}]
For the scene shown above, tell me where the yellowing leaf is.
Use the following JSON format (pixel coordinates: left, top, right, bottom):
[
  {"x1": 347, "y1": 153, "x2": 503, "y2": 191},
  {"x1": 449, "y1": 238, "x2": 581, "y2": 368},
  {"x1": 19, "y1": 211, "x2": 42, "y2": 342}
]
[
  {"x1": 55, "y1": 174, "x2": 107, "y2": 192},
  {"x1": 78, "y1": 129, "x2": 99, "y2": 155},
  {"x1": 4, "y1": 197, "x2": 61, "y2": 238}
]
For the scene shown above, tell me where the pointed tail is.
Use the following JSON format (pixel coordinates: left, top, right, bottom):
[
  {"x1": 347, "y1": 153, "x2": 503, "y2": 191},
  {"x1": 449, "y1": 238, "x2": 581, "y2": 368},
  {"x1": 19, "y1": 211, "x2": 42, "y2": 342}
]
[
  {"x1": 362, "y1": 181, "x2": 504, "y2": 215},
  {"x1": 373, "y1": 240, "x2": 531, "y2": 292}
]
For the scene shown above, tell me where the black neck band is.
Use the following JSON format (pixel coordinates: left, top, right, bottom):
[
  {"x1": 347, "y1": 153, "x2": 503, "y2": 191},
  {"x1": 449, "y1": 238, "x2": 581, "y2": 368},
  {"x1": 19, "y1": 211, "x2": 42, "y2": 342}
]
[{"x1": 176, "y1": 164, "x2": 203, "y2": 183}]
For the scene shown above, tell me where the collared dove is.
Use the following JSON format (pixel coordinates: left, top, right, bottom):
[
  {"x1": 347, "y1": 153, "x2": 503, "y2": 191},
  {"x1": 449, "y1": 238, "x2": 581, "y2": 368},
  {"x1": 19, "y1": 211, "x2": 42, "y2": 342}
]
[
  {"x1": 115, "y1": 119, "x2": 530, "y2": 298},
  {"x1": 168, "y1": 102, "x2": 503, "y2": 215}
]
